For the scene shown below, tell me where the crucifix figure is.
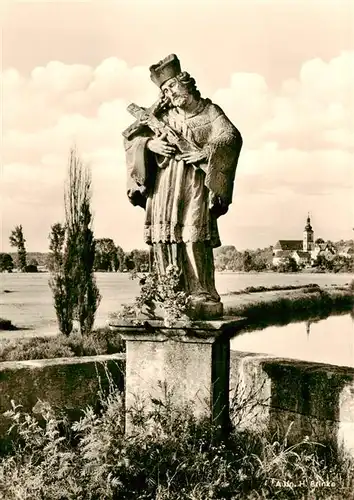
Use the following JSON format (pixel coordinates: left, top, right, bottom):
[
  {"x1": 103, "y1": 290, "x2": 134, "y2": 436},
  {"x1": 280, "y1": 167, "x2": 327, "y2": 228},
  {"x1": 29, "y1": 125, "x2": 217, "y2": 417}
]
[{"x1": 123, "y1": 54, "x2": 242, "y2": 318}]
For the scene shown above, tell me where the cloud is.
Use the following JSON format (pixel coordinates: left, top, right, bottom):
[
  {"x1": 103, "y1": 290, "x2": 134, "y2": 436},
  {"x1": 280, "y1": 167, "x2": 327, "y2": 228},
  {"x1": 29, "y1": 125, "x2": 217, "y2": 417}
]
[
  {"x1": 2, "y1": 58, "x2": 155, "y2": 134},
  {"x1": 213, "y1": 73, "x2": 272, "y2": 148},
  {"x1": 1, "y1": 52, "x2": 353, "y2": 251},
  {"x1": 213, "y1": 51, "x2": 354, "y2": 151},
  {"x1": 237, "y1": 146, "x2": 353, "y2": 195}
]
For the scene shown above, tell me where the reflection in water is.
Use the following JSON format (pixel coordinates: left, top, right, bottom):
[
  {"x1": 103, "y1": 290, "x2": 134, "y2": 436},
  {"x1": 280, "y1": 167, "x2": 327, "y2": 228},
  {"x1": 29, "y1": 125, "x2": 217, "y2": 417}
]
[
  {"x1": 306, "y1": 320, "x2": 310, "y2": 338},
  {"x1": 231, "y1": 313, "x2": 354, "y2": 368}
]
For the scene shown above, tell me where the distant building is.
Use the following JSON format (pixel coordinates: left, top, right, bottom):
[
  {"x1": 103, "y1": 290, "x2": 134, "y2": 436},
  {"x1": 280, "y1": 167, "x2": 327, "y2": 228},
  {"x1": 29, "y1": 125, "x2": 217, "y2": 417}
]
[
  {"x1": 310, "y1": 242, "x2": 336, "y2": 262},
  {"x1": 338, "y1": 246, "x2": 354, "y2": 259},
  {"x1": 303, "y1": 215, "x2": 314, "y2": 252},
  {"x1": 272, "y1": 215, "x2": 336, "y2": 267}
]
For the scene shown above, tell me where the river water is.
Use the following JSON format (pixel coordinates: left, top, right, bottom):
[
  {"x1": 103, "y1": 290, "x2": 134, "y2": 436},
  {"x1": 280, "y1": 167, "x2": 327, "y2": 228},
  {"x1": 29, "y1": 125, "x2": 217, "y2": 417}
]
[
  {"x1": 231, "y1": 312, "x2": 354, "y2": 368},
  {"x1": 0, "y1": 271, "x2": 353, "y2": 341}
]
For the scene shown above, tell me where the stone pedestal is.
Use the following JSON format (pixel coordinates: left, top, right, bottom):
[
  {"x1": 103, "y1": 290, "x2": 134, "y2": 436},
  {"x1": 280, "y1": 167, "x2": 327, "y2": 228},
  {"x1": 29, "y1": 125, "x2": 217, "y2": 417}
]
[{"x1": 110, "y1": 317, "x2": 245, "y2": 434}]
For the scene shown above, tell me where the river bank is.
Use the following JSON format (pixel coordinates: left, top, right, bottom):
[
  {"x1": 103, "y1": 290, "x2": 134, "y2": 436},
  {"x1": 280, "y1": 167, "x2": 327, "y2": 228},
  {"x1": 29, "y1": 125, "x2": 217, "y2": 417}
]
[
  {"x1": 1, "y1": 272, "x2": 353, "y2": 338},
  {"x1": 1, "y1": 283, "x2": 353, "y2": 358},
  {"x1": 224, "y1": 283, "x2": 353, "y2": 330}
]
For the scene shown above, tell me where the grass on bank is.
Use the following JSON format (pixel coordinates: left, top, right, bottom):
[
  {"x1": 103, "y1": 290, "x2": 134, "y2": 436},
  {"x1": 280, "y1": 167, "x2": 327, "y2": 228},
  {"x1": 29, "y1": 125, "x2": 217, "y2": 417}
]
[
  {"x1": 0, "y1": 385, "x2": 354, "y2": 500},
  {"x1": 230, "y1": 282, "x2": 353, "y2": 296},
  {"x1": 0, "y1": 327, "x2": 125, "y2": 362},
  {"x1": 228, "y1": 283, "x2": 323, "y2": 295},
  {"x1": 226, "y1": 285, "x2": 354, "y2": 330}
]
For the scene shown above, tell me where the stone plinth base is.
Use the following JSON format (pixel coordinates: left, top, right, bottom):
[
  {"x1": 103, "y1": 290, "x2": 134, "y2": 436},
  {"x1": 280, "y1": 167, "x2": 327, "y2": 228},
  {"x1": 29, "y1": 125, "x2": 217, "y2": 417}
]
[{"x1": 111, "y1": 317, "x2": 245, "y2": 434}]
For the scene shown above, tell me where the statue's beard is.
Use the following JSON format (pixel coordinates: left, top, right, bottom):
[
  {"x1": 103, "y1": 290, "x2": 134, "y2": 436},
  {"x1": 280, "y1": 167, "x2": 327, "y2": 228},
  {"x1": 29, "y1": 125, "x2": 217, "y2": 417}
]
[{"x1": 170, "y1": 91, "x2": 190, "y2": 108}]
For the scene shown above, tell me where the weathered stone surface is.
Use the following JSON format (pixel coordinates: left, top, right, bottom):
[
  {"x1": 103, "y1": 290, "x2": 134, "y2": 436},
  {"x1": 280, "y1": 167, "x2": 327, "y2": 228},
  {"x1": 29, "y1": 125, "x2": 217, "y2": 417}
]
[
  {"x1": 338, "y1": 383, "x2": 354, "y2": 452},
  {"x1": 125, "y1": 337, "x2": 218, "y2": 415},
  {"x1": 229, "y1": 351, "x2": 272, "y2": 432},
  {"x1": 109, "y1": 315, "x2": 246, "y2": 335},
  {"x1": 0, "y1": 354, "x2": 125, "y2": 452},
  {"x1": 230, "y1": 351, "x2": 354, "y2": 455},
  {"x1": 188, "y1": 299, "x2": 223, "y2": 320},
  {"x1": 121, "y1": 319, "x2": 245, "y2": 434}
]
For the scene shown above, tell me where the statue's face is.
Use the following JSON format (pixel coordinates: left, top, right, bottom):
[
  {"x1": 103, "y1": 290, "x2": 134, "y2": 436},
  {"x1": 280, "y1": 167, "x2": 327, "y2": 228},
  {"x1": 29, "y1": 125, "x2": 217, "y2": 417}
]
[{"x1": 161, "y1": 77, "x2": 190, "y2": 108}]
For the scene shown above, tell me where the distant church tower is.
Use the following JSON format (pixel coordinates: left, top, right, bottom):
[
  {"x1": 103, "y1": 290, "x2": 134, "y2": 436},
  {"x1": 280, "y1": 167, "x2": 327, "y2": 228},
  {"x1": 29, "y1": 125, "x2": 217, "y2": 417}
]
[{"x1": 303, "y1": 214, "x2": 314, "y2": 251}]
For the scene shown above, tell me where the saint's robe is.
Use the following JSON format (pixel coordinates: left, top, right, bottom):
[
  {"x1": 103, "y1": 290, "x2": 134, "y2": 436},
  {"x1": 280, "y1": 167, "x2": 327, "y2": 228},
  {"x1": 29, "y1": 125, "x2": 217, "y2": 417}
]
[{"x1": 124, "y1": 98, "x2": 242, "y2": 301}]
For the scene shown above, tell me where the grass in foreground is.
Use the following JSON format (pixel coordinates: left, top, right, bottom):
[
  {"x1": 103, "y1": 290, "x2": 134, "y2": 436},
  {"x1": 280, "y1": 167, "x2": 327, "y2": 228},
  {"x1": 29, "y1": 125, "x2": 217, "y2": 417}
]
[
  {"x1": 0, "y1": 387, "x2": 353, "y2": 499},
  {"x1": 0, "y1": 327, "x2": 125, "y2": 362}
]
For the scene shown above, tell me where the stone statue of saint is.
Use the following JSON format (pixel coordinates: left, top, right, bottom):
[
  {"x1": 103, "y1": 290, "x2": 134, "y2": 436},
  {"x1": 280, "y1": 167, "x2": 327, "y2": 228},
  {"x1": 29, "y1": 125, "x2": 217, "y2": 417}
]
[{"x1": 123, "y1": 54, "x2": 242, "y2": 318}]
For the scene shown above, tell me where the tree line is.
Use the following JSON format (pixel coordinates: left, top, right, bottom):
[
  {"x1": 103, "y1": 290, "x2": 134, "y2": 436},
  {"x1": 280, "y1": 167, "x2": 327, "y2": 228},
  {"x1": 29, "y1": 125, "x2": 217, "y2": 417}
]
[
  {"x1": 213, "y1": 246, "x2": 274, "y2": 272},
  {"x1": 0, "y1": 243, "x2": 150, "y2": 274},
  {"x1": 213, "y1": 242, "x2": 353, "y2": 273},
  {"x1": 2, "y1": 240, "x2": 353, "y2": 275}
]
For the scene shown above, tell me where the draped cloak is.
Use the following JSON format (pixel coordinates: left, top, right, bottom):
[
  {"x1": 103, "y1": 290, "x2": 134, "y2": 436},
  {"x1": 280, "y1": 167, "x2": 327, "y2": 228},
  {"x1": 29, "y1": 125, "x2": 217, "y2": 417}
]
[{"x1": 124, "y1": 98, "x2": 243, "y2": 251}]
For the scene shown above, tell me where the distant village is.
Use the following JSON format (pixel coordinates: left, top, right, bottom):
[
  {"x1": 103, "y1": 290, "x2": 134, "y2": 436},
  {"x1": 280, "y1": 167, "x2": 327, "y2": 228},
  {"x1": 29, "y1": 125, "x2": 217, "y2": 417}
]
[
  {"x1": 212, "y1": 215, "x2": 353, "y2": 273},
  {"x1": 1, "y1": 215, "x2": 353, "y2": 274},
  {"x1": 272, "y1": 215, "x2": 354, "y2": 268}
]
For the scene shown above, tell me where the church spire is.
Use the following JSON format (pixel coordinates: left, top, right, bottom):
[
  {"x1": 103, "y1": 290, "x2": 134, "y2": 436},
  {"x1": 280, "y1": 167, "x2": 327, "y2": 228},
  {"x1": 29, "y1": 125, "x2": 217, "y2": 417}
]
[
  {"x1": 303, "y1": 212, "x2": 314, "y2": 251},
  {"x1": 305, "y1": 212, "x2": 312, "y2": 231}
]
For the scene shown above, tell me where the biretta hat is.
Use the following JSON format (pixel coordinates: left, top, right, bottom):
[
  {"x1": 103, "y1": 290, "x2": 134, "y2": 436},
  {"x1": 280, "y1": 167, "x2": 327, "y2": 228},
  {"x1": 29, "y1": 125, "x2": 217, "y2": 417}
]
[{"x1": 149, "y1": 54, "x2": 182, "y2": 87}]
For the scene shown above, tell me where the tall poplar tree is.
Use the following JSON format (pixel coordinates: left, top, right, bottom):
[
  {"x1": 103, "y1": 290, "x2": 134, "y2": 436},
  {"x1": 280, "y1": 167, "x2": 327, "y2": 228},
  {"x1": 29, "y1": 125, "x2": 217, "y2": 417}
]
[
  {"x1": 49, "y1": 148, "x2": 101, "y2": 335},
  {"x1": 9, "y1": 225, "x2": 27, "y2": 271}
]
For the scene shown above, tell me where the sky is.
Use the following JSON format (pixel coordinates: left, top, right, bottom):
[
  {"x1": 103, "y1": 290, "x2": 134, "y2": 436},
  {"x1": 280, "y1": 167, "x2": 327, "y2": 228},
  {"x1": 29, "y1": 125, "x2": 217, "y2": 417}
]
[{"x1": 1, "y1": 0, "x2": 353, "y2": 253}]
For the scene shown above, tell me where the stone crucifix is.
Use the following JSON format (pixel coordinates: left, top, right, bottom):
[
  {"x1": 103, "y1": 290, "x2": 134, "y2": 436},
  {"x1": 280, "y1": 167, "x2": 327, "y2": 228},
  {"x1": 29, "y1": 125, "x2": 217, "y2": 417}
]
[{"x1": 123, "y1": 54, "x2": 242, "y2": 319}]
